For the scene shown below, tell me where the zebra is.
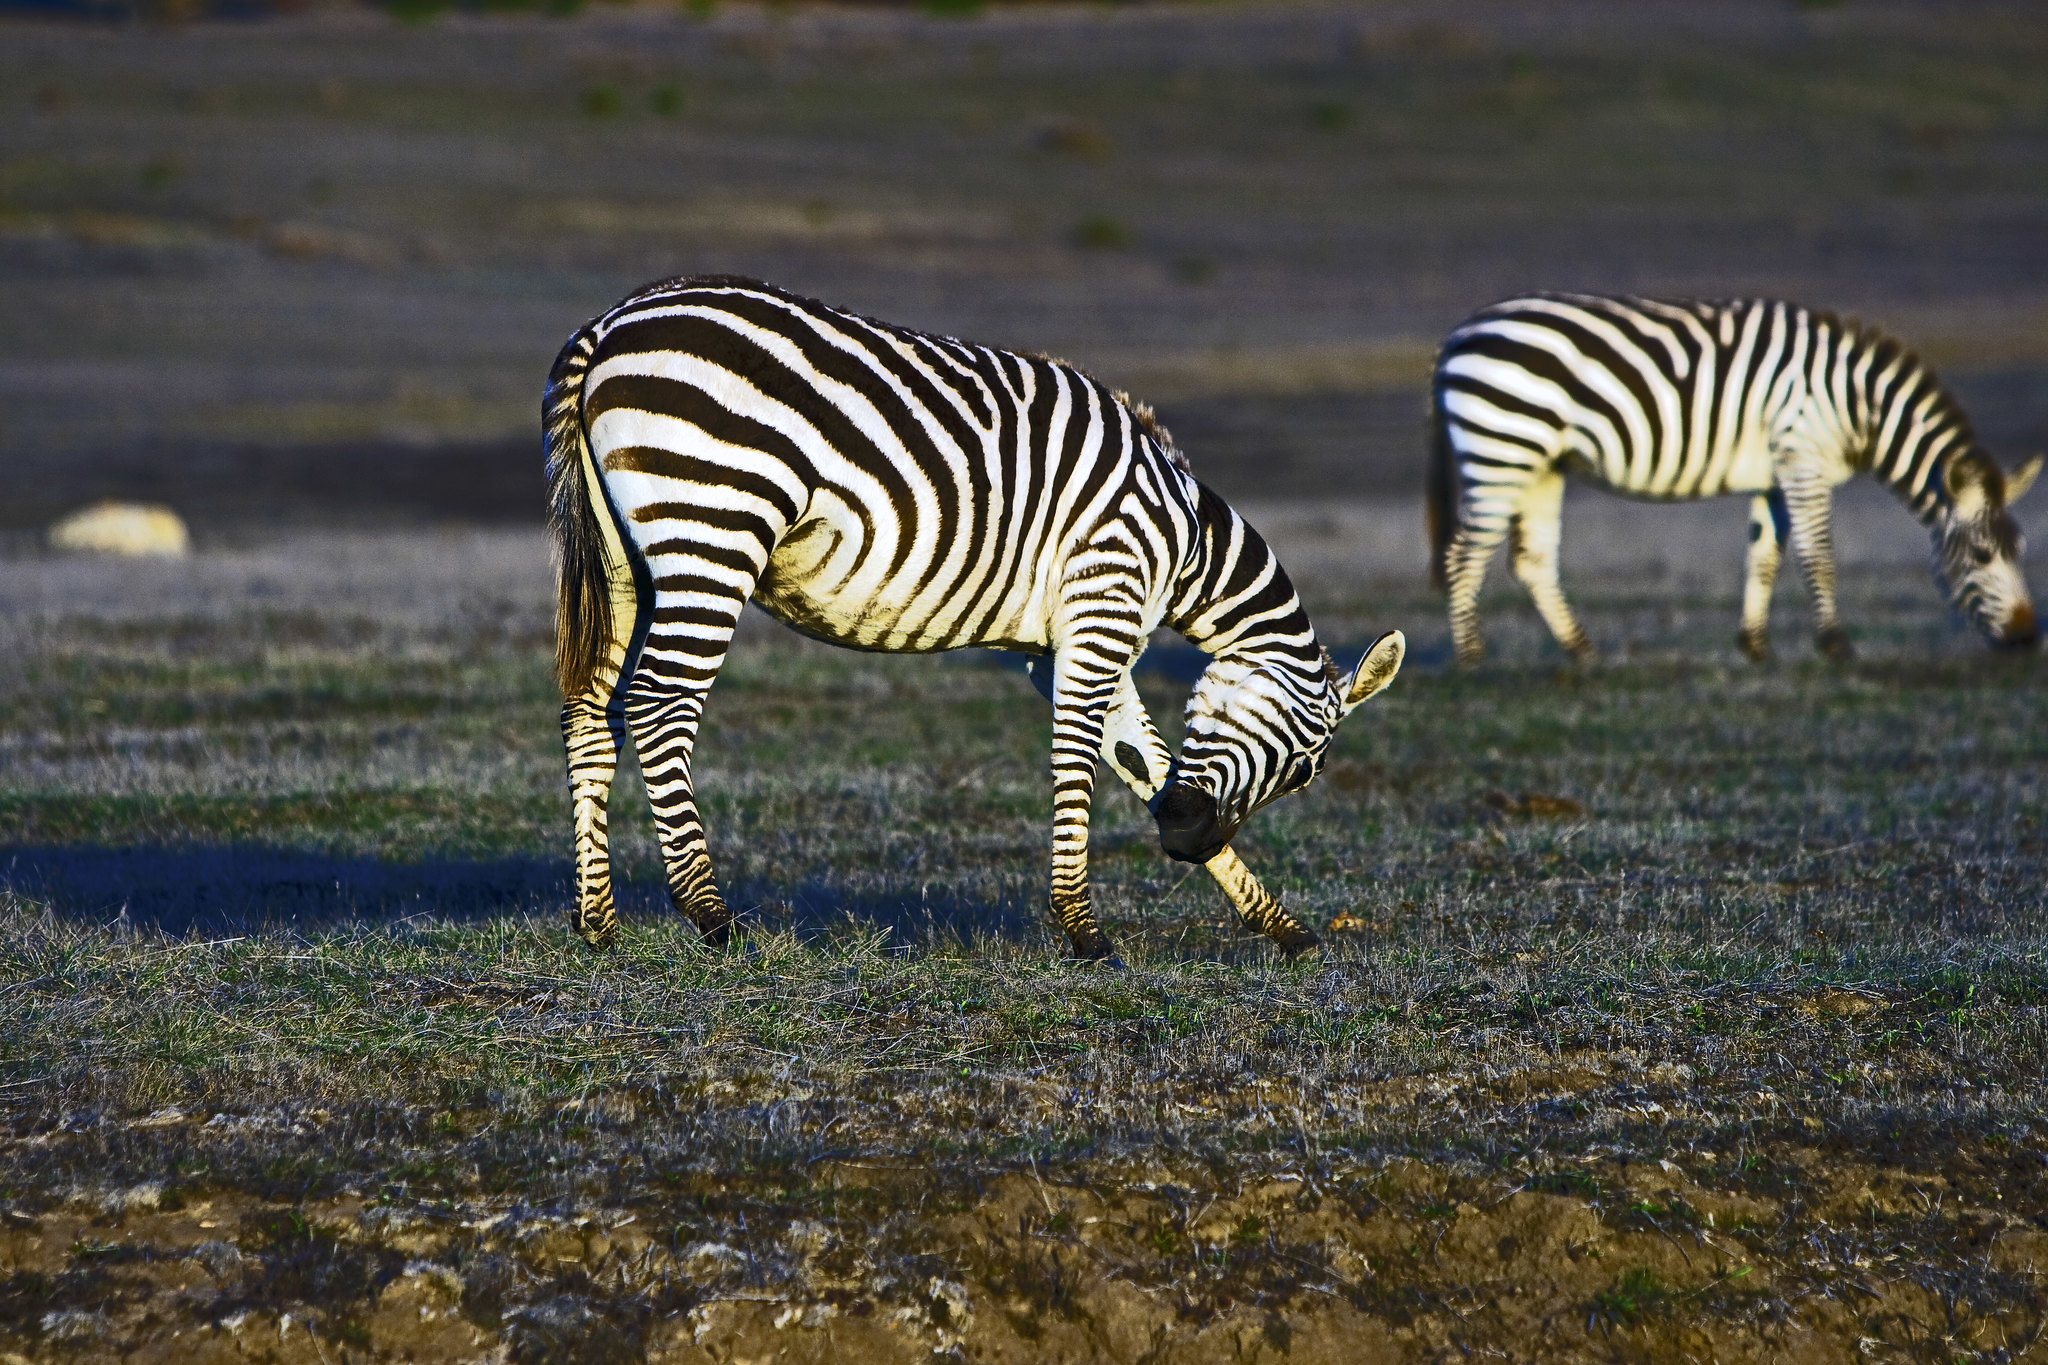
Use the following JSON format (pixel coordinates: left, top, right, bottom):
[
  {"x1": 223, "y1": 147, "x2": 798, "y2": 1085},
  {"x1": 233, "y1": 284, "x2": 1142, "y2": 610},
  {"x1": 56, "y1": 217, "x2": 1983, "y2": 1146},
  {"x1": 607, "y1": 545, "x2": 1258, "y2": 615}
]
[
  {"x1": 546, "y1": 275, "x2": 1406, "y2": 963},
  {"x1": 1427, "y1": 294, "x2": 2040, "y2": 664}
]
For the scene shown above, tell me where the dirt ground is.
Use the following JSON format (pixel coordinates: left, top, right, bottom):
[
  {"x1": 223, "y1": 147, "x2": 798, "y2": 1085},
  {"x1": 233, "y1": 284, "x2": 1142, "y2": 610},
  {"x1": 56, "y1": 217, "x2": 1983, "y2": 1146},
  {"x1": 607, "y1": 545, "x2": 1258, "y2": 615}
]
[{"x1": 8, "y1": 1136, "x2": 2045, "y2": 1364}]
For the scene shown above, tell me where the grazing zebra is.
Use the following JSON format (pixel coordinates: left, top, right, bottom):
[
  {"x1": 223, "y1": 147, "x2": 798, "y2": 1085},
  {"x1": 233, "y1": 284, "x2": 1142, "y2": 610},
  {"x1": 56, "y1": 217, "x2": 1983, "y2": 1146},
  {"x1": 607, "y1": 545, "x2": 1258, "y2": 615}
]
[
  {"x1": 547, "y1": 275, "x2": 1405, "y2": 962},
  {"x1": 1428, "y1": 294, "x2": 2040, "y2": 664}
]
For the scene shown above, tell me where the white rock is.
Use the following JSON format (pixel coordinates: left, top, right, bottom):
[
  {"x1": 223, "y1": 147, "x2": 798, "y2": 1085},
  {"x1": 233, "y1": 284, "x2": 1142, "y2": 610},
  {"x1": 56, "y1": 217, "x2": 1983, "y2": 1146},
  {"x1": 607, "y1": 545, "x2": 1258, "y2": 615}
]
[
  {"x1": 40, "y1": 1311, "x2": 110, "y2": 1341},
  {"x1": 48, "y1": 502, "x2": 190, "y2": 557},
  {"x1": 679, "y1": 1241, "x2": 746, "y2": 1276}
]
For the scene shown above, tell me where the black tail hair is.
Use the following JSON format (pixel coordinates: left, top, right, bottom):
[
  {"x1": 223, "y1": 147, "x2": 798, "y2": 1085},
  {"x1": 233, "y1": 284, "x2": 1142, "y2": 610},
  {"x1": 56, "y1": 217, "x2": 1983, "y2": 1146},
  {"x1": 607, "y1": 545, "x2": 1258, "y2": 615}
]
[
  {"x1": 545, "y1": 326, "x2": 614, "y2": 699},
  {"x1": 1425, "y1": 374, "x2": 1456, "y2": 591}
]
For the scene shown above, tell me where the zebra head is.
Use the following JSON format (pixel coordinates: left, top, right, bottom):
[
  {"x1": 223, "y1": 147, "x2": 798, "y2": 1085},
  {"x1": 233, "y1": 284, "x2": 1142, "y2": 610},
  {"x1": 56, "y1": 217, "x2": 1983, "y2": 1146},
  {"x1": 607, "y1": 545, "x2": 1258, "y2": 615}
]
[
  {"x1": 1935, "y1": 453, "x2": 2040, "y2": 649},
  {"x1": 1156, "y1": 631, "x2": 1405, "y2": 864}
]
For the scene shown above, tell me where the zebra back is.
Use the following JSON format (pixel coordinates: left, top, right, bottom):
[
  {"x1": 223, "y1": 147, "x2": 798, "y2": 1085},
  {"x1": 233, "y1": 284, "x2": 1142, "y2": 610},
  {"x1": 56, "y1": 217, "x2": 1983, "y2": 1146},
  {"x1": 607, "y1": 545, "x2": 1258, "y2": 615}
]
[{"x1": 1435, "y1": 294, "x2": 1993, "y2": 510}]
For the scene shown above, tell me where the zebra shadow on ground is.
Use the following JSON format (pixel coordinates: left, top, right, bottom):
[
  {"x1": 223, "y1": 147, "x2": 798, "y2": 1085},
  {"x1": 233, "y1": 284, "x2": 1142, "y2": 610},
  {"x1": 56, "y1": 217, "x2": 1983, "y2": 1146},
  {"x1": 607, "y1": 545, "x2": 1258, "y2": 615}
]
[{"x1": 0, "y1": 842, "x2": 1040, "y2": 949}]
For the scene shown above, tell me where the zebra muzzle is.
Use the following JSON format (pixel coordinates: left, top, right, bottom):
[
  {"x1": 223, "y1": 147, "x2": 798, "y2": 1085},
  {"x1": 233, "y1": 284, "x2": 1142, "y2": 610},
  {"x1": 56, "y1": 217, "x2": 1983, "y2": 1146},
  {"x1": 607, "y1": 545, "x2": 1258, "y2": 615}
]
[
  {"x1": 1998, "y1": 603, "x2": 2039, "y2": 650},
  {"x1": 1156, "y1": 782, "x2": 1234, "y2": 864}
]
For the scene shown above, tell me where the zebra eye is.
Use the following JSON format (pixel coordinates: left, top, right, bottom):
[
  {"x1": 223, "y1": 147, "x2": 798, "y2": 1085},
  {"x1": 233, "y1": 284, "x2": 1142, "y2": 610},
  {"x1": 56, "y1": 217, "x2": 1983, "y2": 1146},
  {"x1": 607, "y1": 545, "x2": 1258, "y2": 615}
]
[
  {"x1": 1282, "y1": 758, "x2": 1315, "y2": 792},
  {"x1": 1971, "y1": 544, "x2": 1995, "y2": 566}
]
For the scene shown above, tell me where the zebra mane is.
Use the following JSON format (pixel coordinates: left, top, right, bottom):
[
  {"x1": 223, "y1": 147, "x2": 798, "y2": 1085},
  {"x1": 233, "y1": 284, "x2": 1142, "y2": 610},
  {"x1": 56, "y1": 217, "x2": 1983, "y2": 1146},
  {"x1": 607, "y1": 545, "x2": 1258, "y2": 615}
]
[
  {"x1": 1843, "y1": 318, "x2": 1984, "y2": 517},
  {"x1": 1114, "y1": 391, "x2": 1193, "y2": 476}
]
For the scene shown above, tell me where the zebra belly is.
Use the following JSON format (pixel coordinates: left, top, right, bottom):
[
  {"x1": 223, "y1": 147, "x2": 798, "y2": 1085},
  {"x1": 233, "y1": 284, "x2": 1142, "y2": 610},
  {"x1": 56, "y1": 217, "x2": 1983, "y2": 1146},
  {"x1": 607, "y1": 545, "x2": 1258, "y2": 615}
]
[
  {"x1": 752, "y1": 513, "x2": 1049, "y2": 656},
  {"x1": 1717, "y1": 434, "x2": 1776, "y2": 495}
]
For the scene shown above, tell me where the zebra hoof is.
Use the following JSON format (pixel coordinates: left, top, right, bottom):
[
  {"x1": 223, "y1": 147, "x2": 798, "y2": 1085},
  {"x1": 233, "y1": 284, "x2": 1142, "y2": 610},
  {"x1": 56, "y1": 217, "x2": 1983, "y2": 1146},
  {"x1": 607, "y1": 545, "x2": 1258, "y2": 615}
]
[
  {"x1": 1816, "y1": 626, "x2": 1855, "y2": 662},
  {"x1": 1066, "y1": 933, "x2": 1121, "y2": 965},
  {"x1": 568, "y1": 908, "x2": 618, "y2": 950},
  {"x1": 1736, "y1": 632, "x2": 1772, "y2": 664},
  {"x1": 697, "y1": 915, "x2": 740, "y2": 949},
  {"x1": 1273, "y1": 926, "x2": 1323, "y2": 961}
]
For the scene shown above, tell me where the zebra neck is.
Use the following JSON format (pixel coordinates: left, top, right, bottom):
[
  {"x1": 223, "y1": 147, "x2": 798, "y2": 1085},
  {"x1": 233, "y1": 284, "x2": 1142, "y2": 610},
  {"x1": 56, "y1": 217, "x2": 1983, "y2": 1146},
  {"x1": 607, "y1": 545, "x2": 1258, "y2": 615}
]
[
  {"x1": 1853, "y1": 337, "x2": 1974, "y2": 524},
  {"x1": 1171, "y1": 483, "x2": 1323, "y2": 678}
]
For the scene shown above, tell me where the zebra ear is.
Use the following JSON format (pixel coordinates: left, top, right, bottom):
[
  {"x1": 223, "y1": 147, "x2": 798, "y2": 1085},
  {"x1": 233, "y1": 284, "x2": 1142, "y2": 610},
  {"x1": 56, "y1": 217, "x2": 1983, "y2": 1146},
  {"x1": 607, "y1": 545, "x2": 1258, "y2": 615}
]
[
  {"x1": 1339, "y1": 630, "x2": 1406, "y2": 717},
  {"x1": 2006, "y1": 455, "x2": 2042, "y2": 506}
]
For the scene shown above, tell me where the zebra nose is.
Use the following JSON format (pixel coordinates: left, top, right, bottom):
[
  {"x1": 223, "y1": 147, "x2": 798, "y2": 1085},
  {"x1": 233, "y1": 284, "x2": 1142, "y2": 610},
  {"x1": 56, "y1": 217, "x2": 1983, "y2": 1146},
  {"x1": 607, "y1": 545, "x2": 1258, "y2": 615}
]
[
  {"x1": 1998, "y1": 603, "x2": 2038, "y2": 649},
  {"x1": 1156, "y1": 782, "x2": 1228, "y2": 864}
]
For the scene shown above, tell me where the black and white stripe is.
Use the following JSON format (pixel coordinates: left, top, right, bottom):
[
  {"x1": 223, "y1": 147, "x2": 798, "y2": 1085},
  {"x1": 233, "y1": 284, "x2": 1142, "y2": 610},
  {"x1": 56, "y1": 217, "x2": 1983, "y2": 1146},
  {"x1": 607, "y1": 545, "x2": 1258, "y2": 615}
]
[
  {"x1": 1428, "y1": 294, "x2": 2040, "y2": 663},
  {"x1": 548, "y1": 275, "x2": 1404, "y2": 962}
]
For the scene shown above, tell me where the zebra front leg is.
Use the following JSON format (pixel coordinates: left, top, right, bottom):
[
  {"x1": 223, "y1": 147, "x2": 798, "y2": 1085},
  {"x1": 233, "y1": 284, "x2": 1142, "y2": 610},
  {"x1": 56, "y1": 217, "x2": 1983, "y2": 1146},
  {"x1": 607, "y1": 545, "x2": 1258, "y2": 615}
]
[
  {"x1": 1508, "y1": 471, "x2": 1592, "y2": 660},
  {"x1": 1032, "y1": 661, "x2": 1320, "y2": 956},
  {"x1": 1781, "y1": 475, "x2": 1852, "y2": 660},
  {"x1": 1084, "y1": 666, "x2": 1318, "y2": 958},
  {"x1": 1040, "y1": 643, "x2": 1137, "y2": 963},
  {"x1": 563, "y1": 695, "x2": 628, "y2": 947},
  {"x1": 1201, "y1": 849, "x2": 1318, "y2": 958},
  {"x1": 1737, "y1": 491, "x2": 1790, "y2": 662}
]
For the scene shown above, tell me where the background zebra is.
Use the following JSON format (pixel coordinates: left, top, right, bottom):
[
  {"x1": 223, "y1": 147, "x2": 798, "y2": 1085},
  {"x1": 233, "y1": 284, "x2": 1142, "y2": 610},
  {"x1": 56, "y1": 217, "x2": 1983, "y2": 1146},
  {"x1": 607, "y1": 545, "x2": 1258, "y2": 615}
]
[
  {"x1": 548, "y1": 275, "x2": 1404, "y2": 963},
  {"x1": 1428, "y1": 294, "x2": 2041, "y2": 664}
]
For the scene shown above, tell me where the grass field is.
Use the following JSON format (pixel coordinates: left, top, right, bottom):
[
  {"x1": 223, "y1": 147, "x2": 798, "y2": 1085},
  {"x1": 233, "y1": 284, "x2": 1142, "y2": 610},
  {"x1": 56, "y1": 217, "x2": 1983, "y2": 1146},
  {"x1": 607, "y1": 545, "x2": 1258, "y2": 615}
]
[{"x1": 3, "y1": 500, "x2": 2045, "y2": 1363}]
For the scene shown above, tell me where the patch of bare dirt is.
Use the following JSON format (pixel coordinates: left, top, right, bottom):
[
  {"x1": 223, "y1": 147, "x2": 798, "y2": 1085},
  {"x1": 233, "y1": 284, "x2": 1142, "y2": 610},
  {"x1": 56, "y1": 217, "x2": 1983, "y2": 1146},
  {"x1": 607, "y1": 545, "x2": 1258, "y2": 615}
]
[{"x1": 5, "y1": 1141, "x2": 2044, "y2": 1364}]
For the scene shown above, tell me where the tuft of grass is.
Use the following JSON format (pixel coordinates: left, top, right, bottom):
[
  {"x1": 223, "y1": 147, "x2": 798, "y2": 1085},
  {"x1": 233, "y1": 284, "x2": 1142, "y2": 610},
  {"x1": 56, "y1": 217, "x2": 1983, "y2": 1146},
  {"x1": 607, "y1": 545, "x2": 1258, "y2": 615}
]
[{"x1": 1592, "y1": 1267, "x2": 1671, "y2": 1329}]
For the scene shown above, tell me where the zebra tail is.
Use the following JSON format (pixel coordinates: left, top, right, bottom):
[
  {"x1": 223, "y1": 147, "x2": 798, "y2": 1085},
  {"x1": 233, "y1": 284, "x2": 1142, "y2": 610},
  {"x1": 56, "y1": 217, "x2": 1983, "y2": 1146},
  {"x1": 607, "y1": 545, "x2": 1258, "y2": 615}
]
[
  {"x1": 545, "y1": 327, "x2": 613, "y2": 700},
  {"x1": 1424, "y1": 378, "x2": 1455, "y2": 592}
]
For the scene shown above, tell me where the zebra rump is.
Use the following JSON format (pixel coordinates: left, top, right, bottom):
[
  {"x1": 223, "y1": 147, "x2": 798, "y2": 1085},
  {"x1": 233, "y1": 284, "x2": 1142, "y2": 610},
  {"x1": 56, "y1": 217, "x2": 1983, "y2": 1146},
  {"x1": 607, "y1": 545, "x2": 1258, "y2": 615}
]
[{"x1": 1425, "y1": 384, "x2": 1457, "y2": 593}]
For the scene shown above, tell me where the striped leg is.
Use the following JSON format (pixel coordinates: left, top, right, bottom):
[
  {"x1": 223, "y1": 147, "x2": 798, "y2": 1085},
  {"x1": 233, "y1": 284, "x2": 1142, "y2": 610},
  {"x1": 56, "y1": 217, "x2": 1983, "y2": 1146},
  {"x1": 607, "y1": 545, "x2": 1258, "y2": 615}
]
[
  {"x1": 1041, "y1": 609, "x2": 1148, "y2": 963},
  {"x1": 563, "y1": 692, "x2": 630, "y2": 947},
  {"x1": 1738, "y1": 491, "x2": 1790, "y2": 663},
  {"x1": 561, "y1": 507, "x2": 643, "y2": 949},
  {"x1": 1444, "y1": 522, "x2": 1508, "y2": 666},
  {"x1": 1780, "y1": 474, "x2": 1852, "y2": 660},
  {"x1": 625, "y1": 684, "x2": 736, "y2": 945},
  {"x1": 1508, "y1": 470, "x2": 1591, "y2": 660},
  {"x1": 620, "y1": 548, "x2": 766, "y2": 947},
  {"x1": 1444, "y1": 472, "x2": 1524, "y2": 667},
  {"x1": 1032, "y1": 663, "x2": 1320, "y2": 958}
]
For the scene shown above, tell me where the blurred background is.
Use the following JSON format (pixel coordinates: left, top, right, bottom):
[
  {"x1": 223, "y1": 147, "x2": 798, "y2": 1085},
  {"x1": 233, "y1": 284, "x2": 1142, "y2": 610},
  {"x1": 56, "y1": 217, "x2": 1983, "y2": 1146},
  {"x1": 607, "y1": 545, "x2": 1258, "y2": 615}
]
[{"x1": 3, "y1": 0, "x2": 2044, "y2": 540}]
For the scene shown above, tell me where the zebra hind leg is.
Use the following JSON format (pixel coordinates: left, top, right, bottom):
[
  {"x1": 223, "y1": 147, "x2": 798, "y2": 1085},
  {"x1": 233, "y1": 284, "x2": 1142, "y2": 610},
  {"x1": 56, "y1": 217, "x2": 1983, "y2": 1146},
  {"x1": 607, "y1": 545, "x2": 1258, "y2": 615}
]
[
  {"x1": 619, "y1": 554, "x2": 762, "y2": 949},
  {"x1": 563, "y1": 695, "x2": 627, "y2": 947},
  {"x1": 626, "y1": 685, "x2": 740, "y2": 948},
  {"x1": 1444, "y1": 521, "x2": 1510, "y2": 667},
  {"x1": 1508, "y1": 472, "x2": 1592, "y2": 661}
]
